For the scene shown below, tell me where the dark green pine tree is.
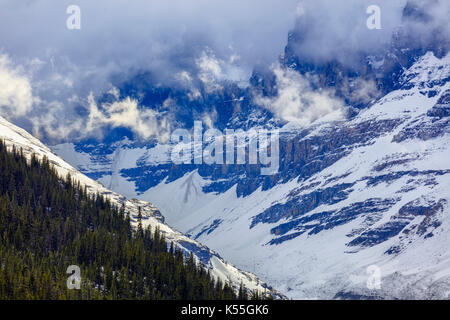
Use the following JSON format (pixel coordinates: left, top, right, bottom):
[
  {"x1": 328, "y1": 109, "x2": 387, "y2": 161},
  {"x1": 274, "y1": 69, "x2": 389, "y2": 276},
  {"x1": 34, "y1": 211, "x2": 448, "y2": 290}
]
[{"x1": 0, "y1": 140, "x2": 260, "y2": 300}]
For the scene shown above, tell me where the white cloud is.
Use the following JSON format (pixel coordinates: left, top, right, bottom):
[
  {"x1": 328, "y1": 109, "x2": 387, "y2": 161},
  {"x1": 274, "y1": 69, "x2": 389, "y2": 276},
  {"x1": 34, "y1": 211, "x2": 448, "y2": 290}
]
[
  {"x1": 0, "y1": 53, "x2": 173, "y2": 143},
  {"x1": 0, "y1": 0, "x2": 300, "y2": 87},
  {"x1": 0, "y1": 0, "x2": 447, "y2": 144},
  {"x1": 86, "y1": 93, "x2": 171, "y2": 142},
  {"x1": 197, "y1": 49, "x2": 224, "y2": 93},
  {"x1": 202, "y1": 109, "x2": 218, "y2": 129},
  {"x1": 256, "y1": 66, "x2": 345, "y2": 125},
  {"x1": 196, "y1": 48, "x2": 249, "y2": 92},
  {"x1": 30, "y1": 100, "x2": 84, "y2": 141},
  {"x1": 0, "y1": 55, "x2": 33, "y2": 117},
  {"x1": 348, "y1": 78, "x2": 380, "y2": 105},
  {"x1": 107, "y1": 86, "x2": 120, "y2": 100},
  {"x1": 289, "y1": 0, "x2": 408, "y2": 65}
]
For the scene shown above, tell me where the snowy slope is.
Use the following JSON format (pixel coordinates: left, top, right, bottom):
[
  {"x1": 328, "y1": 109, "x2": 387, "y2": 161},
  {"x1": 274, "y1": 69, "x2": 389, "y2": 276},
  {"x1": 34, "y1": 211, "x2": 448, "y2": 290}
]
[
  {"x1": 0, "y1": 115, "x2": 279, "y2": 298},
  {"x1": 53, "y1": 51, "x2": 450, "y2": 299}
]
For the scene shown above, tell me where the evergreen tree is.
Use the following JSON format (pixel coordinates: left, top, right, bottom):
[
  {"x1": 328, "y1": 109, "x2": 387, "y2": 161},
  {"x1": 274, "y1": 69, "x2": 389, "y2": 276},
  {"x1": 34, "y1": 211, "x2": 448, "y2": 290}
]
[{"x1": 0, "y1": 140, "x2": 260, "y2": 300}]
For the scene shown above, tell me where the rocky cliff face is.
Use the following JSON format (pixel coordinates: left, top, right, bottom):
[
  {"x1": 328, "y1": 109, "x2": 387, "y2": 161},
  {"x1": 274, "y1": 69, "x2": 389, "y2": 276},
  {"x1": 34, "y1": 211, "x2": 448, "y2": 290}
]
[
  {"x1": 52, "y1": 49, "x2": 450, "y2": 299},
  {"x1": 273, "y1": 0, "x2": 450, "y2": 109},
  {"x1": 0, "y1": 115, "x2": 279, "y2": 298},
  {"x1": 49, "y1": 1, "x2": 450, "y2": 299}
]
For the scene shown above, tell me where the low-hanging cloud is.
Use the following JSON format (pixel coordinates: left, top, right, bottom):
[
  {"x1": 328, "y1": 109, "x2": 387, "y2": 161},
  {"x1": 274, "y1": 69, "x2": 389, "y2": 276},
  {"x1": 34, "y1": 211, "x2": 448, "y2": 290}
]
[
  {"x1": 0, "y1": 0, "x2": 448, "y2": 143},
  {"x1": 0, "y1": 52, "x2": 173, "y2": 142},
  {"x1": 0, "y1": 0, "x2": 300, "y2": 142},
  {"x1": 0, "y1": 0, "x2": 300, "y2": 88},
  {"x1": 86, "y1": 92, "x2": 172, "y2": 142},
  {"x1": 288, "y1": 0, "x2": 407, "y2": 65},
  {"x1": 255, "y1": 66, "x2": 345, "y2": 125},
  {"x1": 289, "y1": 0, "x2": 449, "y2": 66},
  {"x1": 0, "y1": 55, "x2": 33, "y2": 117}
]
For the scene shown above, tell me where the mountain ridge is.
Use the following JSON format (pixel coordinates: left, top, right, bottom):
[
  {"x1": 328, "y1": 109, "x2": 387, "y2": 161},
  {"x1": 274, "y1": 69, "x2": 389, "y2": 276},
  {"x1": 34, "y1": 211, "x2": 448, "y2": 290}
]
[
  {"x1": 0, "y1": 115, "x2": 281, "y2": 298},
  {"x1": 52, "y1": 50, "x2": 450, "y2": 299}
]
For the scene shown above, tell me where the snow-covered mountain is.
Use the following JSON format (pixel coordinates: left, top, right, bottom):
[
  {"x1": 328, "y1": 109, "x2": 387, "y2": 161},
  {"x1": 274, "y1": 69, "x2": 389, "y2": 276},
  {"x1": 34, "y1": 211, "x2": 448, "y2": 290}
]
[
  {"x1": 2, "y1": 0, "x2": 450, "y2": 301},
  {"x1": 52, "y1": 50, "x2": 450, "y2": 299},
  {"x1": 0, "y1": 115, "x2": 279, "y2": 298}
]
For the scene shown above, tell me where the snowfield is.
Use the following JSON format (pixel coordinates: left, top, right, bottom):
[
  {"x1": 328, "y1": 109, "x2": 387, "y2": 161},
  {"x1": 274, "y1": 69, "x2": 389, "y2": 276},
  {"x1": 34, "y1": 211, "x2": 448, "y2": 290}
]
[
  {"x1": 52, "y1": 52, "x2": 450, "y2": 299},
  {"x1": 0, "y1": 115, "x2": 278, "y2": 298}
]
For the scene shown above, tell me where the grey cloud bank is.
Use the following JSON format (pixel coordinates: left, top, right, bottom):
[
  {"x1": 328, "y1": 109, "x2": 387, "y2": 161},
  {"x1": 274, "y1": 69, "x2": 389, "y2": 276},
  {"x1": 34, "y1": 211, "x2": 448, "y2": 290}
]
[{"x1": 0, "y1": 0, "x2": 448, "y2": 142}]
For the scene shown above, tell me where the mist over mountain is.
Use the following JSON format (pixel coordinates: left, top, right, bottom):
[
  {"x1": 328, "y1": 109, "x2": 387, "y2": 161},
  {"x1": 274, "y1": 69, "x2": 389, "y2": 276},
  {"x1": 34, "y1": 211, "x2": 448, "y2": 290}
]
[
  {"x1": 1, "y1": 0, "x2": 448, "y2": 143},
  {"x1": 1, "y1": 0, "x2": 450, "y2": 300}
]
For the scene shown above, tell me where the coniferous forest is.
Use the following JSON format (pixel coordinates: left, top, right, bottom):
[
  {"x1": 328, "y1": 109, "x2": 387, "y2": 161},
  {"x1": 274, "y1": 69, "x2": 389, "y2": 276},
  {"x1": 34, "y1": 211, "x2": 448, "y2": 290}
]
[{"x1": 0, "y1": 140, "x2": 255, "y2": 300}]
